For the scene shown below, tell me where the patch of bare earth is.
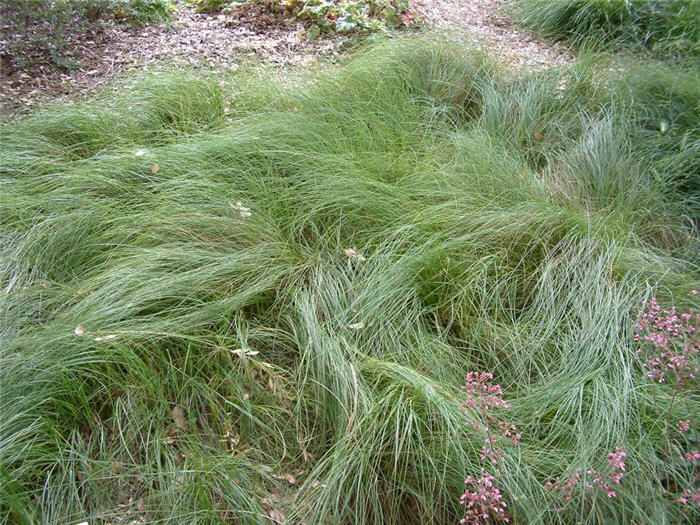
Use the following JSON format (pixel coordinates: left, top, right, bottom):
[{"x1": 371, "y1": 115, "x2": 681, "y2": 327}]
[{"x1": 1, "y1": 1, "x2": 571, "y2": 114}]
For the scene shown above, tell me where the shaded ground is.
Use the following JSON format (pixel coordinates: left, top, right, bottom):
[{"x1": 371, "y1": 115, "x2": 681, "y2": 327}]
[
  {"x1": 0, "y1": 5, "x2": 338, "y2": 113},
  {"x1": 0, "y1": 1, "x2": 571, "y2": 114}
]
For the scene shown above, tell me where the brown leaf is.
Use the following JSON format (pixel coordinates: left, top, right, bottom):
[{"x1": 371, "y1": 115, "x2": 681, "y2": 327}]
[
  {"x1": 172, "y1": 405, "x2": 187, "y2": 431},
  {"x1": 151, "y1": 164, "x2": 160, "y2": 174},
  {"x1": 230, "y1": 348, "x2": 259, "y2": 357},
  {"x1": 268, "y1": 509, "x2": 286, "y2": 523},
  {"x1": 94, "y1": 334, "x2": 117, "y2": 342}
]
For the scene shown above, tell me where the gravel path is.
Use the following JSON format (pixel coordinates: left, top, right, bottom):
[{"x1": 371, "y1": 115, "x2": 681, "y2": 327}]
[{"x1": 1, "y1": 1, "x2": 571, "y2": 114}]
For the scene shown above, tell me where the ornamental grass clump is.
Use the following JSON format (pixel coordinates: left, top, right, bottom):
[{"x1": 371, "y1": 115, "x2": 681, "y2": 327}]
[
  {"x1": 513, "y1": 0, "x2": 700, "y2": 59},
  {"x1": 1, "y1": 36, "x2": 699, "y2": 523}
]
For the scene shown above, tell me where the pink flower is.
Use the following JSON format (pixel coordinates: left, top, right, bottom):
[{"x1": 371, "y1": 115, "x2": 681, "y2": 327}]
[
  {"x1": 634, "y1": 297, "x2": 698, "y2": 384},
  {"x1": 678, "y1": 486, "x2": 700, "y2": 506},
  {"x1": 607, "y1": 447, "x2": 626, "y2": 486},
  {"x1": 461, "y1": 372, "x2": 519, "y2": 466},
  {"x1": 546, "y1": 447, "x2": 626, "y2": 503},
  {"x1": 634, "y1": 297, "x2": 698, "y2": 510},
  {"x1": 681, "y1": 450, "x2": 700, "y2": 463},
  {"x1": 460, "y1": 471, "x2": 509, "y2": 524},
  {"x1": 460, "y1": 373, "x2": 518, "y2": 522},
  {"x1": 677, "y1": 420, "x2": 691, "y2": 433}
]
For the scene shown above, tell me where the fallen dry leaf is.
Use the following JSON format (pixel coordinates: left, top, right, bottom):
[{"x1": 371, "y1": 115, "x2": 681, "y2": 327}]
[
  {"x1": 230, "y1": 348, "x2": 259, "y2": 357},
  {"x1": 268, "y1": 509, "x2": 286, "y2": 523},
  {"x1": 94, "y1": 334, "x2": 117, "y2": 342},
  {"x1": 172, "y1": 405, "x2": 188, "y2": 431},
  {"x1": 344, "y1": 247, "x2": 366, "y2": 262},
  {"x1": 274, "y1": 473, "x2": 296, "y2": 485}
]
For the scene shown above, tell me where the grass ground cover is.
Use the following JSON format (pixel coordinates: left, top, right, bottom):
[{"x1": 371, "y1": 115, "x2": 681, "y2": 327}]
[
  {"x1": 1, "y1": 36, "x2": 699, "y2": 523},
  {"x1": 513, "y1": 0, "x2": 699, "y2": 60}
]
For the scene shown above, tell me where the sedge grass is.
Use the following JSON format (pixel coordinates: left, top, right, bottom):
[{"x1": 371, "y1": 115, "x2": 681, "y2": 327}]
[
  {"x1": 513, "y1": 0, "x2": 700, "y2": 60},
  {"x1": 1, "y1": 36, "x2": 699, "y2": 524}
]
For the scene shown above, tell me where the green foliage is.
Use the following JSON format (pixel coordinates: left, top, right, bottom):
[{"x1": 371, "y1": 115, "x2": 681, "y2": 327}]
[
  {"x1": 198, "y1": 0, "x2": 411, "y2": 34},
  {"x1": 514, "y1": 0, "x2": 700, "y2": 59},
  {"x1": 0, "y1": 0, "x2": 172, "y2": 71},
  {"x1": 299, "y1": 0, "x2": 409, "y2": 33},
  {"x1": 112, "y1": 0, "x2": 173, "y2": 23},
  {"x1": 1, "y1": 38, "x2": 699, "y2": 523},
  {"x1": 194, "y1": 0, "x2": 231, "y2": 12}
]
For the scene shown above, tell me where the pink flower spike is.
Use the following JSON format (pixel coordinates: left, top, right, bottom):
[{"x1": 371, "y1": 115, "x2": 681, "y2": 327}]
[
  {"x1": 460, "y1": 471, "x2": 509, "y2": 524},
  {"x1": 634, "y1": 297, "x2": 698, "y2": 385}
]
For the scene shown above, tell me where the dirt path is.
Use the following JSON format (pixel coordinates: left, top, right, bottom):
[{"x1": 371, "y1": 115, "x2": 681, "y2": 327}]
[
  {"x1": 411, "y1": 0, "x2": 570, "y2": 68},
  {"x1": 1, "y1": 1, "x2": 571, "y2": 114}
]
